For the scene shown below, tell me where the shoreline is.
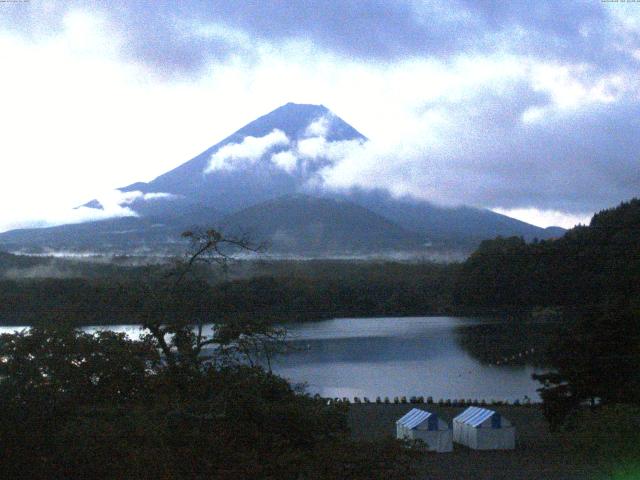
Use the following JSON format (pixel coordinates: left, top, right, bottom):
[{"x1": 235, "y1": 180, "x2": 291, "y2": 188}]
[{"x1": 348, "y1": 403, "x2": 603, "y2": 480}]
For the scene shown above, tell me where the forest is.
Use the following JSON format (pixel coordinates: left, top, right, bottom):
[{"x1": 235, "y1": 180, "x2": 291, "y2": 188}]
[
  {"x1": 2, "y1": 200, "x2": 637, "y2": 331},
  {"x1": 453, "y1": 198, "x2": 640, "y2": 313},
  {"x1": 0, "y1": 258, "x2": 460, "y2": 326},
  {"x1": 0, "y1": 199, "x2": 638, "y2": 477},
  {"x1": 456, "y1": 199, "x2": 640, "y2": 430}
]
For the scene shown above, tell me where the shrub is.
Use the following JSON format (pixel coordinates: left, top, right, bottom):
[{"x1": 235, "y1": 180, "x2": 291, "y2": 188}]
[{"x1": 565, "y1": 404, "x2": 640, "y2": 464}]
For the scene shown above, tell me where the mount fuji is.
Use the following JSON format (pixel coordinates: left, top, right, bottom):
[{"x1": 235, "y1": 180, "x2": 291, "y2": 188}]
[{"x1": 0, "y1": 103, "x2": 563, "y2": 257}]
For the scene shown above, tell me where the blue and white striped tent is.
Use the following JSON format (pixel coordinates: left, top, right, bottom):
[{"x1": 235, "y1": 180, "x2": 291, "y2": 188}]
[
  {"x1": 396, "y1": 408, "x2": 453, "y2": 452},
  {"x1": 453, "y1": 407, "x2": 515, "y2": 450}
]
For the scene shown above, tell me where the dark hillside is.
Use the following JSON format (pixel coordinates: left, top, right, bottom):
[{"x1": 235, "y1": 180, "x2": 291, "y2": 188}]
[{"x1": 453, "y1": 198, "x2": 640, "y2": 311}]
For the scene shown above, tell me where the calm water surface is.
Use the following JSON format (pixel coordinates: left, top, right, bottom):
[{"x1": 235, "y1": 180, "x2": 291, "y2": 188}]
[
  {"x1": 275, "y1": 317, "x2": 545, "y2": 401},
  {"x1": 0, "y1": 316, "x2": 546, "y2": 401}
]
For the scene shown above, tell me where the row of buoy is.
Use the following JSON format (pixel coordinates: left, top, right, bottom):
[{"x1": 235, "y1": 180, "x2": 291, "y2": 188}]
[
  {"x1": 494, "y1": 347, "x2": 536, "y2": 366},
  {"x1": 320, "y1": 396, "x2": 537, "y2": 406}
]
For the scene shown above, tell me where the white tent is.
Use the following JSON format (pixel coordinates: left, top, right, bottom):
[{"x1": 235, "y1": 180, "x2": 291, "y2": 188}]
[
  {"x1": 396, "y1": 408, "x2": 453, "y2": 453},
  {"x1": 453, "y1": 406, "x2": 515, "y2": 450}
]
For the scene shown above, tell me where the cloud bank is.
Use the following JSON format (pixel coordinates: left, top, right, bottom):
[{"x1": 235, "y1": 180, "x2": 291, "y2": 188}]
[
  {"x1": 0, "y1": 190, "x2": 181, "y2": 234},
  {"x1": 204, "y1": 116, "x2": 366, "y2": 178},
  {"x1": 1, "y1": 1, "x2": 639, "y2": 230},
  {"x1": 206, "y1": 129, "x2": 290, "y2": 172}
]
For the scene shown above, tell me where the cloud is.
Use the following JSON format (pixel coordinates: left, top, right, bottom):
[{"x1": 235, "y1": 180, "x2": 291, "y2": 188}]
[
  {"x1": 270, "y1": 150, "x2": 298, "y2": 173},
  {"x1": 315, "y1": 68, "x2": 640, "y2": 219},
  {"x1": 2, "y1": 1, "x2": 634, "y2": 77},
  {"x1": 0, "y1": 1, "x2": 253, "y2": 77},
  {"x1": 1, "y1": 2, "x2": 639, "y2": 233},
  {"x1": 0, "y1": 190, "x2": 137, "y2": 234},
  {"x1": 296, "y1": 136, "x2": 365, "y2": 169},
  {"x1": 118, "y1": 191, "x2": 181, "y2": 203},
  {"x1": 491, "y1": 208, "x2": 592, "y2": 230},
  {"x1": 206, "y1": 129, "x2": 290, "y2": 172},
  {"x1": 3, "y1": 263, "x2": 77, "y2": 280},
  {"x1": 276, "y1": 115, "x2": 370, "y2": 174},
  {"x1": 304, "y1": 115, "x2": 331, "y2": 138},
  {"x1": 0, "y1": 189, "x2": 181, "y2": 233},
  {"x1": 204, "y1": 117, "x2": 365, "y2": 175}
]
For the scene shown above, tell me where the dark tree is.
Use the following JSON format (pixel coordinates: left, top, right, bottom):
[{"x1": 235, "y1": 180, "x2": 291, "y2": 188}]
[
  {"x1": 0, "y1": 230, "x2": 421, "y2": 479},
  {"x1": 136, "y1": 229, "x2": 281, "y2": 375},
  {"x1": 452, "y1": 199, "x2": 640, "y2": 427}
]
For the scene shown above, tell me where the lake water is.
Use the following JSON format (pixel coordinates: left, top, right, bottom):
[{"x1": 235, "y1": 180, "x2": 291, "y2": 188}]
[
  {"x1": 0, "y1": 316, "x2": 549, "y2": 402},
  {"x1": 274, "y1": 317, "x2": 547, "y2": 402}
]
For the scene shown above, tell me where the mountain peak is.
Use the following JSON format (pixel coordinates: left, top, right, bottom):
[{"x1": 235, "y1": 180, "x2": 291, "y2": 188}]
[
  {"x1": 235, "y1": 102, "x2": 362, "y2": 143},
  {"x1": 111, "y1": 102, "x2": 366, "y2": 213},
  {"x1": 282, "y1": 101, "x2": 328, "y2": 111}
]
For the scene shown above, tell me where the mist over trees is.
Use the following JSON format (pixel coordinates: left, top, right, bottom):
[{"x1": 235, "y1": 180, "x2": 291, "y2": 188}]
[
  {"x1": 0, "y1": 260, "x2": 459, "y2": 326},
  {"x1": 0, "y1": 229, "x2": 421, "y2": 479},
  {"x1": 2, "y1": 197, "x2": 638, "y2": 430}
]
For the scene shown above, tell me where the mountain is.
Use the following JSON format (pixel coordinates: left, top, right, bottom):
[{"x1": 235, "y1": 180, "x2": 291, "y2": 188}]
[
  {"x1": 326, "y1": 188, "x2": 562, "y2": 247},
  {"x1": 217, "y1": 194, "x2": 428, "y2": 255},
  {"x1": 0, "y1": 102, "x2": 564, "y2": 257},
  {"x1": 0, "y1": 214, "x2": 215, "y2": 254},
  {"x1": 106, "y1": 102, "x2": 366, "y2": 215}
]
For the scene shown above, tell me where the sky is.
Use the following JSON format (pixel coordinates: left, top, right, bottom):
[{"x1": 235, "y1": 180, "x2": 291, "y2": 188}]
[{"x1": 0, "y1": 0, "x2": 639, "y2": 232}]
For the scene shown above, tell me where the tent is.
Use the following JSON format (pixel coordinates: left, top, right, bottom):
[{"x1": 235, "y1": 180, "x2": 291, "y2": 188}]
[
  {"x1": 396, "y1": 408, "x2": 453, "y2": 452},
  {"x1": 453, "y1": 406, "x2": 515, "y2": 450}
]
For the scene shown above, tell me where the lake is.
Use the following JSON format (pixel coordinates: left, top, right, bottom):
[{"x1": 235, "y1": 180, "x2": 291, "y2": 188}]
[
  {"x1": 273, "y1": 317, "x2": 547, "y2": 402},
  {"x1": 0, "y1": 316, "x2": 549, "y2": 402}
]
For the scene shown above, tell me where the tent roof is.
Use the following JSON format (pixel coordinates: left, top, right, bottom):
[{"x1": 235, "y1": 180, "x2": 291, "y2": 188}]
[
  {"x1": 454, "y1": 407, "x2": 499, "y2": 427},
  {"x1": 396, "y1": 408, "x2": 434, "y2": 429}
]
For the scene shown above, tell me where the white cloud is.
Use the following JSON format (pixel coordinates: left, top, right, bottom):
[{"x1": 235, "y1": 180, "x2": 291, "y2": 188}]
[
  {"x1": 0, "y1": 189, "x2": 138, "y2": 233},
  {"x1": 296, "y1": 137, "x2": 326, "y2": 159},
  {"x1": 316, "y1": 139, "x2": 433, "y2": 199},
  {"x1": 206, "y1": 129, "x2": 290, "y2": 172},
  {"x1": 297, "y1": 137, "x2": 366, "y2": 172},
  {"x1": 270, "y1": 150, "x2": 298, "y2": 173},
  {"x1": 0, "y1": 6, "x2": 638, "y2": 235},
  {"x1": 204, "y1": 115, "x2": 366, "y2": 175},
  {"x1": 304, "y1": 115, "x2": 331, "y2": 138},
  {"x1": 529, "y1": 63, "x2": 626, "y2": 111},
  {"x1": 266, "y1": 114, "x2": 368, "y2": 175},
  {"x1": 0, "y1": 189, "x2": 181, "y2": 233},
  {"x1": 116, "y1": 191, "x2": 181, "y2": 203},
  {"x1": 491, "y1": 208, "x2": 592, "y2": 230}
]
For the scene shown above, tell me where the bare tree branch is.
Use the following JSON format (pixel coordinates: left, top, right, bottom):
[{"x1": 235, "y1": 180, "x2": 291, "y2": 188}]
[{"x1": 140, "y1": 228, "x2": 278, "y2": 374}]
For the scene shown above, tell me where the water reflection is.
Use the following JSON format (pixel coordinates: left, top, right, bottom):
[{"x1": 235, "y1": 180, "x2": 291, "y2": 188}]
[
  {"x1": 0, "y1": 316, "x2": 552, "y2": 401},
  {"x1": 454, "y1": 320, "x2": 555, "y2": 367},
  {"x1": 272, "y1": 317, "x2": 548, "y2": 401}
]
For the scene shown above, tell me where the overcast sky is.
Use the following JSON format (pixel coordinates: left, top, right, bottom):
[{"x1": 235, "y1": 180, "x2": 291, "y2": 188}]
[{"x1": 1, "y1": 0, "x2": 639, "y2": 232}]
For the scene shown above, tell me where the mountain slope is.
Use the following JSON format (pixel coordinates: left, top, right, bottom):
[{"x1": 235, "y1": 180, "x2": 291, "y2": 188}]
[
  {"x1": 0, "y1": 207, "x2": 222, "y2": 253},
  {"x1": 215, "y1": 194, "x2": 428, "y2": 255},
  {"x1": 329, "y1": 188, "x2": 562, "y2": 247},
  {"x1": 0, "y1": 102, "x2": 565, "y2": 256},
  {"x1": 113, "y1": 103, "x2": 367, "y2": 215}
]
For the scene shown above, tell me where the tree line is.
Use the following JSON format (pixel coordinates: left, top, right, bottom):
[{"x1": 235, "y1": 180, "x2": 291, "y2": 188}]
[
  {"x1": 0, "y1": 261, "x2": 460, "y2": 326},
  {"x1": 453, "y1": 199, "x2": 640, "y2": 429},
  {"x1": 0, "y1": 230, "x2": 421, "y2": 479}
]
